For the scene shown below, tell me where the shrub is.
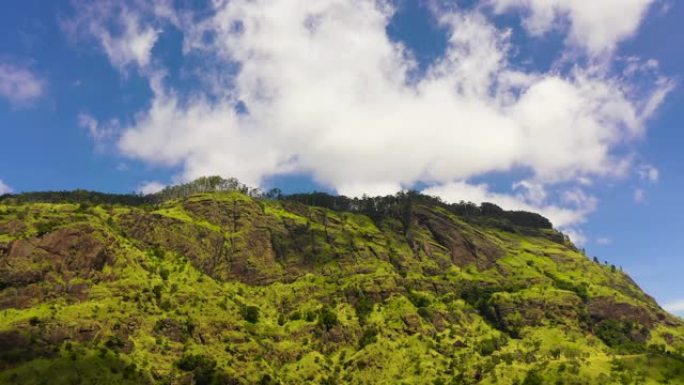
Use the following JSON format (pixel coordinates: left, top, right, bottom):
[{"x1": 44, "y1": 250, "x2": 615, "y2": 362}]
[
  {"x1": 359, "y1": 328, "x2": 378, "y2": 349},
  {"x1": 318, "y1": 306, "x2": 338, "y2": 331},
  {"x1": 104, "y1": 335, "x2": 125, "y2": 351},
  {"x1": 77, "y1": 202, "x2": 91, "y2": 212},
  {"x1": 595, "y1": 320, "x2": 643, "y2": 353},
  {"x1": 150, "y1": 247, "x2": 165, "y2": 259},
  {"x1": 176, "y1": 353, "x2": 221, "y2": 385},
  {"x1": 259, "y1": 374, "x2": 275, "y2": 385},
  {"x1": 354, "y1": 295, "x2": 373, "y2": 323},
  {"x1": 417, "y1": 307, "x2": 431, "y2": 320},
  {"x1": 152, "y1": 285, "x2": 163, "y2": 301},
  {"x1": 241, "y1": 305, "x2": 260, "y2": 324},
  {"x1": 305, "y1": 311, "x2": 316, "y2": 322},
  {"x1": 35, "y1": 221, "x2": 58, "y2": 236},
  {"x1": 522, "y1": 370, "x2": 543, "y2": 385},
  {"x1": 408, "y1": 290, "x2": 431, "y2": 308}
]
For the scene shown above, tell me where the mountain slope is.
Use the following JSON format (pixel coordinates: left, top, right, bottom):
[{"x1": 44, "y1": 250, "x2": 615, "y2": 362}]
[{"x1": 1, "y1": 185, "x2": 683, "y2": 384}]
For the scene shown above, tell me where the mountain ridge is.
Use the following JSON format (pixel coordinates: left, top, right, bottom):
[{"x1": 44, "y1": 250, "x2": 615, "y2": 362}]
[{"x1": 0, "y1": 177, "x2": 683, "y2": 384}]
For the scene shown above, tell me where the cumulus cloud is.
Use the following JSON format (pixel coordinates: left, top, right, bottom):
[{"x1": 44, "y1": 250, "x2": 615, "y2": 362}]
[
  {"x1": 562, "y1": 228, "x2": 587, "y2": 247},
  {"x1": 137, "y1": 181, "x2": 166, "y2": 195},
  {"x1": 78, "y1": 113, "x2": 119, "y2": 146},
  {"x1": 71, "y1": 0, "x2": 671, "y2": 233},
  {"x1": 664, "y1": 300, "x2": 684, "y2": 315},
  {"x1": 119, "y1": 1, "x2": 666, "y2": 185},
  {"x1": 489, "y1": 0, "x2": 656, "y2": 54},
  {"x1": 637, "y1": 164, "x2": 659, "y2": 183},
  {"x1": 0, "y1": 180, "x2": 13, "y2": 195},
  {"x1": 422, "y1": 181, "x2": 595, "y2": 228},
  {"x1": 0, "y1": 63, "x2": 43, "y2": 105},
  {"x1": 62, "y1": 0, "x2": 165, "y2": 72}
]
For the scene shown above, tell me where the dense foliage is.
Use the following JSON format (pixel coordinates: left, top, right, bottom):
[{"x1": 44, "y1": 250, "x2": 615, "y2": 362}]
[{"x1": 1, "y1": 177, "x2": 552, "y2": 231}]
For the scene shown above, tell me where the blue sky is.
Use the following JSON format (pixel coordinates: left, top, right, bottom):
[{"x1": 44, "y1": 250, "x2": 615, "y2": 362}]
[{"x1": 0, "y1": 0, "x2": 682, "y2": 315}]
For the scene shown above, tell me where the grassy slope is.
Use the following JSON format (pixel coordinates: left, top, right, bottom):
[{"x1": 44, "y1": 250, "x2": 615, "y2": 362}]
[{"x1": 0, "y1": 192, "x2": 683, "y2": 385}]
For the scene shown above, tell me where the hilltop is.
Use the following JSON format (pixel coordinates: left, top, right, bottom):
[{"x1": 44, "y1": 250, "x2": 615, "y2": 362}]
[{"x1": 0, "y1": 177, "x2": 683, "y2": 384}]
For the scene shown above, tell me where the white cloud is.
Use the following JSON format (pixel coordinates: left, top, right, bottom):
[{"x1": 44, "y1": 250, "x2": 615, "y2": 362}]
[
  {"x1": 63, "y1": 1, "x2": 162, "y2": 72},
  {"x1": 422, "y1": 181, "x2": 595, "y2": 229},
  {"x1": 595, "y1": 237, "x2": 611, "y2": 245},
  {"x1": 0, "y1": 180, "x2": 12, "y2": 195},
  {"x1": 664, "y1": 300, "x2": 684, "y2": 314},
  {"x1": 111, "y1": 1, "x2": 669, "y2": 197},
  {"x1": 634, "y1": 188, "x2": 646, "y2": 203},
  {"x1": 0, "y1": 63, "x2": 43, "y2": 105},
  {"x1": 489, "y1": 0, "x2": 656, "y2": 54},
  {"x1": 70, "y1": 0, "x2": 671, "y2": 235},
  {"x1": 137, "y1": 181, "x2": 166, "y2": 195},
  {"x1": 78, "y1": 113, "x2": 119, "y2": 145},
  {"x1": 562, "y1": 228, "x2": 587, "y2": 247},
  {"x1": 637, "y1": 164, "x2": 659, "y2": 183},
  {"x1": 513, "y1": 180, "x2": 547, "y2": 205},
  {"x1": 103, "y1": 19, "x2": 158, "y2": 70},
  {"x1": 631, "y1": 163, "x2": 659, "y2": 204}
]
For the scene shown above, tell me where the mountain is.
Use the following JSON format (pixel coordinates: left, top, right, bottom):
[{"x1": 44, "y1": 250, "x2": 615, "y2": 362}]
[{"x1": 0, "y1": 177, "x2": 683, "y2": 385}]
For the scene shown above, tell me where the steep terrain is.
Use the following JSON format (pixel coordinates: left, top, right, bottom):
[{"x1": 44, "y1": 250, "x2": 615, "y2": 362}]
[{"x1": 1, "y1": 182, "x2": 683, "y2": 384}]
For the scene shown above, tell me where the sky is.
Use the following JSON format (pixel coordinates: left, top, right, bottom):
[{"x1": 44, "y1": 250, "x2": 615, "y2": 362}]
[{"x1": 0, "y1": 0, "x2": 682, "y2": 316}]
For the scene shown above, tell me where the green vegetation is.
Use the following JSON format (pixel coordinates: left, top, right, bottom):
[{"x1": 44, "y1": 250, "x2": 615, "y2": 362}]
[{"x1": 0, "y1": 177, "x2": 683, "y2": 384}]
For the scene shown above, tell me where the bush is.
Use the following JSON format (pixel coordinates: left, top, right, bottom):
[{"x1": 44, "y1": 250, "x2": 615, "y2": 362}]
[
  {"x1": 77, "y1": 202, "x2": 91, "y2": 212},
  {"x1": 479, "y1": 339, "x2": 497, "y2": 356},
  {"x1": 359, "y1": 328, "x2": 378, "y2": 349},
  {"x1": 553, "y1": 279, "x2": 588, "y2": 301},
  {"x1": 152, "y1": 285, "x2": 163, "y2": 301},
  {"x1": 35, "y1": 221, "x2": 58, "y2": 236},
  {"x1": 354, "y1": 295, "x2": 373, "y2": 323},
  {"x1": 104, "y1": 335, "x2": 125, "y2": 351},
  {"x1": 241, "y1": 305, "x2": 260, "y2": 324},
  {"x1": 595, "y1": 320, "x2": 643, "y2": 353},
  {"x1": 150, "y1": 247, "x2": 165, "y2": 259},
  {"x1": 259, "y1": 374, "x2": 275, "y2": 385},
  {"x1": 522, "y1": 370, "x2": 543, "y2": 385},
  {"x1": 176, "y1": 353, "x2": 222, "y2": 385},
  {"x1": 305, "y1": 311, "x2": 316, "y2": 322},
  {"x1": 318, "y1": 306, "x2": 338, "y2": 331},
  {"x1": 407, "y1": 290, "x2": 431, "y2": 308},
  {"x1": 417, "y1": 307, "x2": 431, "y2": 320}
]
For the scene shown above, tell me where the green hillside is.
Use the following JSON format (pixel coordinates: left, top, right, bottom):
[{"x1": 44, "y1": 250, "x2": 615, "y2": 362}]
[{"x1": 0, "y1": 178, "x2": 683, "y2": 384}]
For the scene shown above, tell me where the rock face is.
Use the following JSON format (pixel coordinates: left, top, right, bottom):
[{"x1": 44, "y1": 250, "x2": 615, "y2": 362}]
[
  {"x1": 115, "y1": 196, "x2": 507, "y2": 286},
  {"x1": 0, "y1": 190, "x2": 683, "y2": 385},
  {"x1": 411, "y1": 206, "x2": 503, "y2": 270},
  {"x1": 0, "y1": 225, "x2": 115, "y2": 308},
  {"x1": 1, "y1": 225, "x2": 113, "y2": 285}
]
